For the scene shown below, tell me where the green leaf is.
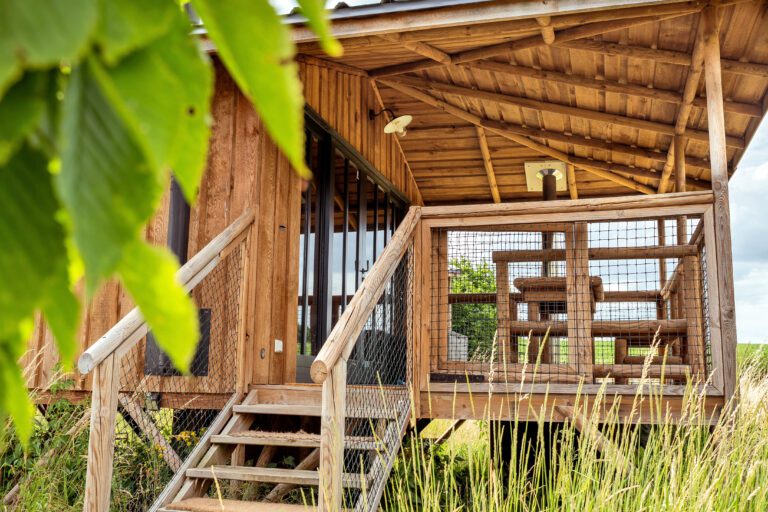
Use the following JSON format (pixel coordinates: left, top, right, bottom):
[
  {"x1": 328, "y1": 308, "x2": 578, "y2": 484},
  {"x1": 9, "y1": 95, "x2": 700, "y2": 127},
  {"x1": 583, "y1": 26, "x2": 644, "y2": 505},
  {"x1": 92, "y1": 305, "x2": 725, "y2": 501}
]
[
  {"x1": 191, "y1": 0, "x2": 310, "y2": 179},
  {"x1": 100, "y1": 15, "x2": 213, "y2": 203},
  {"x1": 97, "y1": 0, "x2": 178, "y2": 65},
  {"x1": 0, "y1": 146, "x2": 75, "y2": 343},
  {"x1": 0, "y1": 73, "x2": 45, "y2": 165},
  {"x1": 58, "y1": 59, "x2": 164, "y2": 291},
  {"x1": 118, "y1": 240, "x2": 199, "y2": 372},
  {"x1": 296, "y1": 0, "x2": 343, "y2": 57},
  {"x1": 0, "y1": 0, "x2": 99, "y2": 96},
  {"x1": 0, "y1": 352, "x2": 35, "y2": 446}
]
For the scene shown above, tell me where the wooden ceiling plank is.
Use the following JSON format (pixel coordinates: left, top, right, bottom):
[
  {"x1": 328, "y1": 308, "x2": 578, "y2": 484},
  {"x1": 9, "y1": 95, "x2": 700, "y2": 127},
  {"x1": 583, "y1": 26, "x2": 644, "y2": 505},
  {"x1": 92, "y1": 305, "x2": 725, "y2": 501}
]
[
  {"x1": 476, "y1": 126, "x2": 502, "y2": 203},
  {"x1": 464, "y1": 60, "x2": 761, "y2": 117},
  {"x1": 380, "y1": 74, "x2": 745, "y2": 147},
  {"x1": 380, "y1": 79, "x2": 656, "y2": 194},
  {"x1": 369, "y1": 8, "x2": 700, "y2": 77}
]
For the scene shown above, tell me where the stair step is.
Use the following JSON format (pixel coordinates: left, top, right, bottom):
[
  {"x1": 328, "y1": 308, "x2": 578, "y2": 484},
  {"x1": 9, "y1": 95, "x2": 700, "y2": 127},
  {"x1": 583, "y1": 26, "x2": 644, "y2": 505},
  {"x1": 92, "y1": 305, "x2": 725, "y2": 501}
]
[
  {"x1": 211, "y1": 431, "x2": 382, "y2": 450},
  {"x1": 233, "y1": 403, "x2": 395, "y2": 419},
  {"x1": 162, "y1": 497, "x2": 309, "y2": 511},
  {"x1": 186, "y1": 465, "x2": 366, "y2": 489}
]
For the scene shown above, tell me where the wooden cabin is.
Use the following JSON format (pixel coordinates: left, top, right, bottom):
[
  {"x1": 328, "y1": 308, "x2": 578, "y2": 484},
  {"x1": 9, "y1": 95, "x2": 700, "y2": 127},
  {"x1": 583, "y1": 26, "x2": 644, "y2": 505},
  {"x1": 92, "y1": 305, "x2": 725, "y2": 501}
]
[{"x1": 22, "y1": 0, "x2": 768, "y2": 510}]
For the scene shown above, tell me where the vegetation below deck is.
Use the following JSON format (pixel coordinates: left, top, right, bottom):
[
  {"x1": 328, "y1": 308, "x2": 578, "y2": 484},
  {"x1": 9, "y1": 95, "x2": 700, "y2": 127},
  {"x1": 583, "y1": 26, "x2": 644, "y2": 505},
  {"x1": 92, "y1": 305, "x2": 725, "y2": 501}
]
[{"x1": 1, "y1": 345, "x2": 766, "y2": 510}]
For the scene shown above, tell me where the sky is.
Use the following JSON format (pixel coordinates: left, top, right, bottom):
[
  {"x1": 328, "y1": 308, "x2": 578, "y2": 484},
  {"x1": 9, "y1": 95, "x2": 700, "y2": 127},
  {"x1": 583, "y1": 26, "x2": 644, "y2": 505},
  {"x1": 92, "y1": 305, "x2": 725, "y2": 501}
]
[
  {"x1": 273, "y1": 0, "x2": 768, "y2": 342},
  {"x1": 727, "y1": 119, "x2": 768, "y2": 343}
]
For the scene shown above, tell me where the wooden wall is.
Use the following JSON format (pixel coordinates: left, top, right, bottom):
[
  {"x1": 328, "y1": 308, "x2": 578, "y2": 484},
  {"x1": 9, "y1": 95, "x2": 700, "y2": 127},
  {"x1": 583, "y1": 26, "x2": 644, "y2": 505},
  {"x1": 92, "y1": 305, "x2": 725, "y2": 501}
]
[
  {"x1": 24, "y1": 57, "x2": 423, "y2": 394},
  {"x1": 299, "y1": 58, "x2": 423, "y2": 206}
]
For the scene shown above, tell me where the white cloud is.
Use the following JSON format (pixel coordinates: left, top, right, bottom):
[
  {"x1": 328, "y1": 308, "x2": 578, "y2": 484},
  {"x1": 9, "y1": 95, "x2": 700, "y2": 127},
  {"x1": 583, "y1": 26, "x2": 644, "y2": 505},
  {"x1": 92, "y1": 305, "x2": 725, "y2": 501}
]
[{"x1": 730, "y1": 118, "x2": 768, "y2": 343}]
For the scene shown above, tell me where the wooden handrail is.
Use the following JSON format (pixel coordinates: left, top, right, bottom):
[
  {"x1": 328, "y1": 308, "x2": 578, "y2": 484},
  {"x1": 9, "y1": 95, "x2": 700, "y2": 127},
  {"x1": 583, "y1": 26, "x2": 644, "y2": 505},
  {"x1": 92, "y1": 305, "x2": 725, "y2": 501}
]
[
  {"x1": 310, "y1": 206, "x2": 422, "y2": 384},
  {"x1": 77, "y1": 210, "x2": 255, "y2": 375}
]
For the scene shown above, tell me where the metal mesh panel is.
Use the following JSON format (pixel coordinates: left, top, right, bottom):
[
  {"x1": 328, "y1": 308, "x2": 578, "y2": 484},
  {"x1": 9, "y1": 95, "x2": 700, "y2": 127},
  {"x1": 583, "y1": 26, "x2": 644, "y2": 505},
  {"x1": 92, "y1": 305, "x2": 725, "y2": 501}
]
[
  {"x1": 109, "y1": 241, "x2": 246, "y2": 510},
  {"x1": 343, "y1": 244, "x2": 412, "y2": 511},
  {"x1": 431, "y1": 217, "x2": 710, "y2": 387}
]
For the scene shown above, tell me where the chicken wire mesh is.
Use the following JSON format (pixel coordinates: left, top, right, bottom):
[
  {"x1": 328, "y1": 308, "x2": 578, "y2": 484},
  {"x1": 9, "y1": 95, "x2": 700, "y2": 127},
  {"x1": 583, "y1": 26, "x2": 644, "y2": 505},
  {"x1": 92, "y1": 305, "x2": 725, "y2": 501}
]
[
  {"x1": 108, "y1": 240, "x2": 246, "y2": 510},
  {"x1": 430, "y1": 217, "x2": 710, "y2": 387},
  {"x1": 343, "y1": 244, "x2": 412, "y2": 511}
]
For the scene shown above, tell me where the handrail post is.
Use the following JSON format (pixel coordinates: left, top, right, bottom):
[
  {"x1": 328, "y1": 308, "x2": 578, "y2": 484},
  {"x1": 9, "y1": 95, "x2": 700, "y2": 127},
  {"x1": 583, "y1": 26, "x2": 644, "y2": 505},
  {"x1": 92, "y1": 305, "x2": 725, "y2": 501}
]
[
  {"x1": 318, "y1": 358, "x2": 347, "y2": 511},
  {"x1": 83, "y1": 353, "x2": 120, "y2": 511}
]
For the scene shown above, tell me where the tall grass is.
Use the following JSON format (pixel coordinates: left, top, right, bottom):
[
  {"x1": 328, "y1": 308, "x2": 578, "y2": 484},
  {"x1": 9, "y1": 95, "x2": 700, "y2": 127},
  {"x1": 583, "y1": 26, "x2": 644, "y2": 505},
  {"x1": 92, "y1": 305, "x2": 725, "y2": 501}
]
[{"x1": 385, "y1": 351, "x2": 768, "y2": 511}]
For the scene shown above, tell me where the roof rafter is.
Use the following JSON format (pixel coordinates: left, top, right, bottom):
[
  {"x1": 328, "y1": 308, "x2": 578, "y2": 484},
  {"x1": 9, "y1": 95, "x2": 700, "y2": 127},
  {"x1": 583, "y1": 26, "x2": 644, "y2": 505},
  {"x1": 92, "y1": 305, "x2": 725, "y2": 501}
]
[
  {"x1": 369, "y1": 7, "x2": 700, "y2": 77},
  {"x1": 475, "y1": 126, "x2": 501, "y2": 203},
  {"x1": 463, "y1": 60, "x2": 761, "y2": 118},
  {"x1": 380, "y1": 74, "x2": 745, "y2": 148},
  {"x1": 558, "y1": 39, "x2": 768, "y2": 78},
  {"x1": 379, "y1": 79, "x2": 657, "y2": 195}
]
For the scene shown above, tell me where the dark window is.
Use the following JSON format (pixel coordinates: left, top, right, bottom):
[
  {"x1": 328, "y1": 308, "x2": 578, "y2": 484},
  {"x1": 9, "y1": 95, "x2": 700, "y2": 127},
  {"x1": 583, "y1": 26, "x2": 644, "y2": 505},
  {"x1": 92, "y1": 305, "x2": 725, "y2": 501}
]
[{"x1": 297, "y1": 110, "x2": 408, "y2": 356}]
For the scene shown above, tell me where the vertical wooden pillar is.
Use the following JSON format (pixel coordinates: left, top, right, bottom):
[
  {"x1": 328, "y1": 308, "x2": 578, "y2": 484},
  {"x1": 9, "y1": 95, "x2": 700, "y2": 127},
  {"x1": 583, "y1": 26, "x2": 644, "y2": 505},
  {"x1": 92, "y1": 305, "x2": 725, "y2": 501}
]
[
  {"x1": 495, "y1": 261, "x2": 514, "y2": 363},
  {"x1": 702, "y1": 6, "x2": 737, "y2": 400},
  {"x1": 83, "y1": 354, "x2": 121, "y2": 512},
  {"x1": 657, "y1": 220, "x2": 668, "y2": 322},
  {"x1": 566, "y1": 223, "x2": 593, "y2": 381},
  {"x1": 319, "y1": 360, "x2": 347, "y2": 512},
  {"x1": 435, "y1": 231, "x2": 449, "y2": 365},
  {"x1": 614, "y1": 339, "x2": 628, "y2": 385}
]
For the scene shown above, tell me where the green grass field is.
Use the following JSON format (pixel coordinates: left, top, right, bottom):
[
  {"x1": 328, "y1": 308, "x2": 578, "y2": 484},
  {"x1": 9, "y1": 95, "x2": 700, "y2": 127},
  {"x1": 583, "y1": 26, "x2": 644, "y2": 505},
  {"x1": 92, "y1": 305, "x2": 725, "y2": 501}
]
[{"x1": 384, "y1": 343, "x2": 768, "y2": 511}]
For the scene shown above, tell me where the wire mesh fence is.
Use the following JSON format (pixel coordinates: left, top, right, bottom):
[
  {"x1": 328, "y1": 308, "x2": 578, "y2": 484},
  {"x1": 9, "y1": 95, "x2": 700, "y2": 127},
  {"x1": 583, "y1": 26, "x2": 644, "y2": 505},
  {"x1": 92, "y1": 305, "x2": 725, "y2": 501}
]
[
  {"x1": 108, "y1": 239, "x2": 246, "y2": 510},
  {"x1": 430, "y1": 216, "x2": 710, "y2": 387},
  {"x1": 343, "y1": 243, "x2": 412, "y2": 511}
]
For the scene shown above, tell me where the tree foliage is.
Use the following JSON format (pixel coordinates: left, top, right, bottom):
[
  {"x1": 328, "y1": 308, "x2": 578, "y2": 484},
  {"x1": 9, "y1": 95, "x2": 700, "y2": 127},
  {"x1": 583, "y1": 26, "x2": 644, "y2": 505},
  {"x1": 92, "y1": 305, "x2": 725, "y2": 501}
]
[
  {"x1": 0, "y1": 0, "x2": 338, "y2": 444},
  {"x1": 449, "y1": 257, "x2": 497, "y2": 359}
]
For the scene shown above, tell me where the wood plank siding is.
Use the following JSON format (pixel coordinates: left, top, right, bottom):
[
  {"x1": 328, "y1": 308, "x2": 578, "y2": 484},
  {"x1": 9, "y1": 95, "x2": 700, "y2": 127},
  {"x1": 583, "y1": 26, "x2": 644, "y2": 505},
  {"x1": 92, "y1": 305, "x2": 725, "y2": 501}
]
[{"x1": 24, "y1": 58, "x2": 421, "y2": 394}]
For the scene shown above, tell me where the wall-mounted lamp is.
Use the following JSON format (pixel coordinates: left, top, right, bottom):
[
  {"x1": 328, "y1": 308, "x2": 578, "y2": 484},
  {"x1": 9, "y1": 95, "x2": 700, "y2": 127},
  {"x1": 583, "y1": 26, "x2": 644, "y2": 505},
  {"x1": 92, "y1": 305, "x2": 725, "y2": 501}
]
[{"x1": 369, "y1": 108, "x2": 413, "y2": 137}]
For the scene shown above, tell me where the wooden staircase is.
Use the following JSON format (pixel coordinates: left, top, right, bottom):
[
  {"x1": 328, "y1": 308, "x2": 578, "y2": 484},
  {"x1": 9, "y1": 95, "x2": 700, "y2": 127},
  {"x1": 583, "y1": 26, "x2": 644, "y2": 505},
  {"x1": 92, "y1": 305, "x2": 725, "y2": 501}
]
[{"x1": 152, "y1": 385, "x2": 409, "y2": 512}]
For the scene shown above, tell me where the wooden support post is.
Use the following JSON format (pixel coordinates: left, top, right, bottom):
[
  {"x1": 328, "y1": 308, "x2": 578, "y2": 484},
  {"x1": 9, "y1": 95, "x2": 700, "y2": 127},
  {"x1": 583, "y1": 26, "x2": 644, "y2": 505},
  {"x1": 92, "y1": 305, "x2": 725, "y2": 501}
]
[
  {"x1": 476, "y1": 126, "x2": 501, "y2": 203},
  {"x1": 702, "y1": 6, "x2": 737, "y2": 399},
  {"x1": 118, "y1": 394, "x2": 182, "y2": 471},
  {"x1": 83, "y1": 354, "x2": 120, "y2": 512},
  {"x1": 527, "y1": 302, "x2": 540, "y2": 364},
  {"x1": 566, "y1": 223, "x2": 593, "y2": 382},
  {"x1": 614, "y1": 339, "x2": 628, "y2": 385},
  {"x1": 536, "y1": 16, "x2": 556, "y2": 44},
  {"x1": 566, "y1": 163, "x2": 578, "y2": 200},
  {"x1": 496, "y1": 261, "x2": 514, "y2": 363},
  {"x1": 436, "y1": 230, "x2": 450, "y2": 364},
  {"x1": 319, "y1": 360, "x2": 347, "y2": 512},
  {"x1": 657, "y1": 220, "x2": 668, "y2": 321}
]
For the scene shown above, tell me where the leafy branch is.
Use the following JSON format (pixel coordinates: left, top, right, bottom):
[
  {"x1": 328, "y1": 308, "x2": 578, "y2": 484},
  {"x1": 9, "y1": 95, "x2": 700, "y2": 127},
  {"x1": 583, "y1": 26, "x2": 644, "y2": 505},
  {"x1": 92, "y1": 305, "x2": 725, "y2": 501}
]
[{"x1": 0, "y1": 0, "x2": 339, "y2": 444}]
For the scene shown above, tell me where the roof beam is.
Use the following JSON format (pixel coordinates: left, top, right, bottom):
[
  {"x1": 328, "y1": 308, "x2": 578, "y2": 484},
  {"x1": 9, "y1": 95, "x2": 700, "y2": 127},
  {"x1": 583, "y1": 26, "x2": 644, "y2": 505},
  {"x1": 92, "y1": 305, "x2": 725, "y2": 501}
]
[
  {"x1": 377, "y1": 34, "x2": 451, "y2": 64},
  {"x1": 464, "y1": 60, "x2": 761, "y2": 118},
  {"x1": 380, "y1": 74, "x2": 745, "y2": 148},
  {"x1": 536, "y1": 16, "x2": 556, "y2": 45},
  {"x1": 558, "y1": 39, "x2": 768, "y2": 78},
  {"x1": 291, "y1": 0, "x2": 704, "y2": 44},
  {"x1": 379, "y1": 79, "x2": 657, "y2": 195},
  {"x1": 406, "y1": 125, "x2": 711, "y2": 170},
  {"x1": 369, "y1": 8, "x2": 699, "y2": 77},
  {"x1": 475, "y1": 127, "x2": 501, "y2": 203}
]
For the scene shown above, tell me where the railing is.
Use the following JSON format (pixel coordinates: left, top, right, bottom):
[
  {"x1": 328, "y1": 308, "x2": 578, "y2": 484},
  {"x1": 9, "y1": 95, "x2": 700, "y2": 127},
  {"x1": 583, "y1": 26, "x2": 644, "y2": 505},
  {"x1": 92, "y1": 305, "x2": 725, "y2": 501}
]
[
  {"x1": 78, "y1": 210, "x2": 254, "y2": 512},
  {"x1": 312, "y1": 206, "x2": 421, "y2": 512},
  {"x1": 419, "y1": 191, "x2": 730, "y2": 397}
]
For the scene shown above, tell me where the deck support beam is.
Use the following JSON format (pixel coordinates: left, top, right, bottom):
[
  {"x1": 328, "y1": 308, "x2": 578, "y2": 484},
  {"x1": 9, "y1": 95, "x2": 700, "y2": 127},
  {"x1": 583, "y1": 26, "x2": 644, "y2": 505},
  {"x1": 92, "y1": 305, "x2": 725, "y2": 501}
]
[
  {"x1": 476, "y1": 126, "x2": 501, "y2": 203},
  {"x1": 702, "y1": 6, "x2": 737, "y2": 400}
]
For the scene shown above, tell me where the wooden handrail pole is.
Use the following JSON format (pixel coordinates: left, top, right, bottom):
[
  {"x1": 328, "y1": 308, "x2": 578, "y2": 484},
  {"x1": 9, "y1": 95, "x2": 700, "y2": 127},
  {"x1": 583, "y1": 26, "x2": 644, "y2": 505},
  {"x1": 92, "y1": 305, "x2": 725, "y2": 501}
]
[
  {"x1": 83, "y1": 354, "x2": 120, "y2": 511},
  {"x1": 311, "y1": 206, "x2": 421, "y2": 383},
  {"x1": 318, "y1": 359, "x2": 347, "y2": 511},
  {"x1": 77, "y1": 209, "x2": 254, "y2": 375}
]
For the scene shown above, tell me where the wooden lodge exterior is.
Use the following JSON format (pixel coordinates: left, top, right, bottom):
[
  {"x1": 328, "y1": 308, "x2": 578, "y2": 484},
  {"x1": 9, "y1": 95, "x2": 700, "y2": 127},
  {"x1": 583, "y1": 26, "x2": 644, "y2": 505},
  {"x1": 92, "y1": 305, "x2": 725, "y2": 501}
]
[{"x1": 20, "y1": 1, "x2": 768, "y2": 511}]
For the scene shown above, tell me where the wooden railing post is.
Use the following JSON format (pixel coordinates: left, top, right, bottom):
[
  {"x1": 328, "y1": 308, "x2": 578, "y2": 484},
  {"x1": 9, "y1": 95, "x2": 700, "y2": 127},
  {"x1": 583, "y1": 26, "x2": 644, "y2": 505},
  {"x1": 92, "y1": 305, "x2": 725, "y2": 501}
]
[
  {"x1": 319, "y1": 359, "x2": 347, "y2": 511},
  {"x1": 702, "y1": 6, "x2": 737, "y2": 400},
  {"x1": 83, "y1": 354, "x2": 120, "y2": 511}
]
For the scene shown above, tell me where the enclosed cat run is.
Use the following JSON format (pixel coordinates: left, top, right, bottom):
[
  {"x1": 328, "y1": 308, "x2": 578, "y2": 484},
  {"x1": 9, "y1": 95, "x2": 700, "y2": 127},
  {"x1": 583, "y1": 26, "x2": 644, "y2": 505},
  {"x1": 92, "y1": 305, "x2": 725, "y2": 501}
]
[{"x1": 19, "y1": 0, "x2": 768, "y2": 511}]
